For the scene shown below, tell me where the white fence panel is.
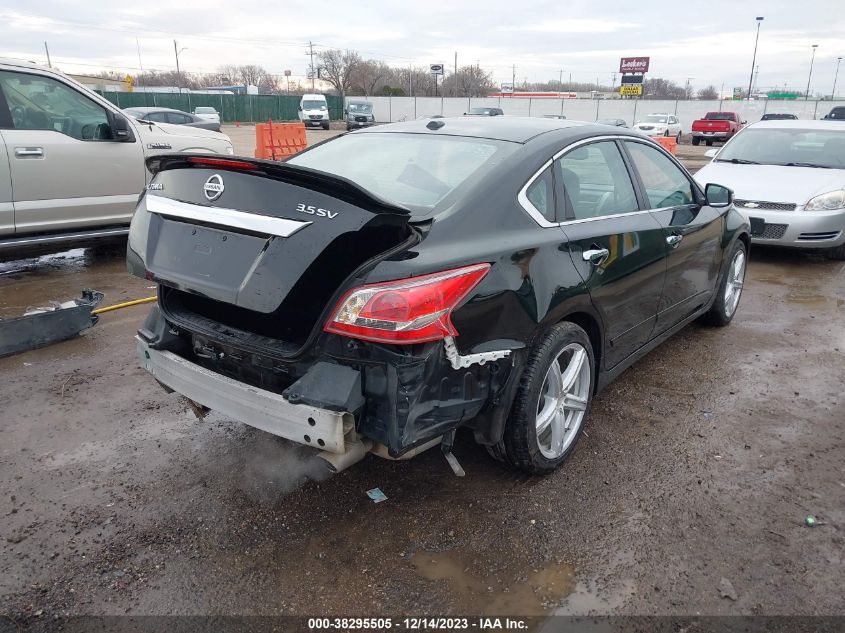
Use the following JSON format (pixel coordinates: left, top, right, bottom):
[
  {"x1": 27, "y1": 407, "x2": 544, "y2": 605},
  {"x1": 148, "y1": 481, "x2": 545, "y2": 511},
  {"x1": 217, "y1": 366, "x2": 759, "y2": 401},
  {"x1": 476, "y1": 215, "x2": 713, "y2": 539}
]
[{"x1": 346, "y1": 96, "x2": 845, "y2": 125}]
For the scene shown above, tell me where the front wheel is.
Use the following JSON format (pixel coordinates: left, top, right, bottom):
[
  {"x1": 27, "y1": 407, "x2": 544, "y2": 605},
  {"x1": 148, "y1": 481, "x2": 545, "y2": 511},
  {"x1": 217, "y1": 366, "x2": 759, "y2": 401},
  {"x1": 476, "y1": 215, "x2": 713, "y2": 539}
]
[
  {"x1": 704, "y1": 241, "x2": 747, "y2": 327},
  {"x1": 502, "y1": 323, "x2": 595, "y2": 474},
  {"x1": 321, "y1": 121, "x2": 330, "y2": 130},
  {"x1": 676, "y1": 132, "x2": 682, "y2": 143}
]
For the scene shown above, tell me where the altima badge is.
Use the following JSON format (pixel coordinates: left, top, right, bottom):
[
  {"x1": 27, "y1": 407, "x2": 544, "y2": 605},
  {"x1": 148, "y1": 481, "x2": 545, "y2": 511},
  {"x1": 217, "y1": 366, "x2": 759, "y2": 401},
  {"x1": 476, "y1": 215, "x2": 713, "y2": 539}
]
[{"x1": 203, "y1": 174, "x2": 224, "y2": 201}]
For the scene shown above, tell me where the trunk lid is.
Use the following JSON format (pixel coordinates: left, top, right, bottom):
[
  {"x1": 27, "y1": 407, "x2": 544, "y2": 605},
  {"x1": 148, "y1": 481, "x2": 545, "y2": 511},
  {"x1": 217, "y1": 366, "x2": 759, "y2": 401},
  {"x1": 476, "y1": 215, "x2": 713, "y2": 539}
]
[{"x1": 128, "y1": 155, "x2": 414, "y2": 347}]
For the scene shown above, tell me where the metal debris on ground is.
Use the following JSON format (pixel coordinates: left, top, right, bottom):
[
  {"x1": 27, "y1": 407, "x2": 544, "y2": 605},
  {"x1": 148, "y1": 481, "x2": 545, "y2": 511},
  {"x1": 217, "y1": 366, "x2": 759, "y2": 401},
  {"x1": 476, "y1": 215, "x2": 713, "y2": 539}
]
[
  {"x1": 366, "y1": 488, "x2": 388, "y2": 503},
  {"x1": 0, "y1": 289, "x2": 103, "y2": 358}
]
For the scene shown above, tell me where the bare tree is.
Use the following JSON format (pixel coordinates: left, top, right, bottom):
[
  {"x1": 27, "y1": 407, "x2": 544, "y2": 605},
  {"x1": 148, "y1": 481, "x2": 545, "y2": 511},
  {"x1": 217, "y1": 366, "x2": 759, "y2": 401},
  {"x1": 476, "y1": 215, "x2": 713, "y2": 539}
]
[
  {"x1": 350, "y1": 60, "x2": 389, "y2": 96},
  {"x1": 216, "y1": 65, "x2": 241, "y2": 85},
  {"x1": 441, "y1": 65, "x2": 497, "y2": 97},
  {"x1": 697, "y1": 85, "x2": 719, "y2": 100},
  {"x1": 318, "y1": 49, "x2": 361, "y2": 97}
]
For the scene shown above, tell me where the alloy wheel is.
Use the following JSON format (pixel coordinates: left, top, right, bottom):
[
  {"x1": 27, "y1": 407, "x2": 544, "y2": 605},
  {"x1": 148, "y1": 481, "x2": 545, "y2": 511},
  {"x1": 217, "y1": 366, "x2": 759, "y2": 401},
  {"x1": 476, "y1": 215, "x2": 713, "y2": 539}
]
[
  {"x1": 535, "y1": 343, "x2": 590, "y2": 459},
  {"x1": 724, "y1": 249, "x2": 746, "y2": 318}
]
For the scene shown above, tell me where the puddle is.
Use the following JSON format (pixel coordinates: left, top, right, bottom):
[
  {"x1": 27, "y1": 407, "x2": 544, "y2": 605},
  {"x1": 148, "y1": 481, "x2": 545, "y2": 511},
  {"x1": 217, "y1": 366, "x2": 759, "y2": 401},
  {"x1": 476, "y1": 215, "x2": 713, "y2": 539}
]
[
  {"x1": 786, "y1": 293, "x2": 829, "y2": 306},
  {"x1": 410, "y1": 550, "x2": 576, "y2": 616}
]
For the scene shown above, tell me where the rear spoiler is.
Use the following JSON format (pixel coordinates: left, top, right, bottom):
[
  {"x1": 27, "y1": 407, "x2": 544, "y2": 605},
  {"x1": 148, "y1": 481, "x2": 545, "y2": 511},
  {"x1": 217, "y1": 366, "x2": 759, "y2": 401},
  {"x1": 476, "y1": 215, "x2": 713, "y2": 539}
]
[{"x1": 145, "y1": 154, "x2": 411, "y2": 217}]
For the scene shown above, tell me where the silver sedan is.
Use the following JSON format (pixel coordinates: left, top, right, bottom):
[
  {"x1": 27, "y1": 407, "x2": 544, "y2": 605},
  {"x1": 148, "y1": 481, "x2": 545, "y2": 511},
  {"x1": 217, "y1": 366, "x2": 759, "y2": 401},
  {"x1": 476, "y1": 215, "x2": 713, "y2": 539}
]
[{"x1": 123, "y1": 107, "x2": 222, "y2": 133}]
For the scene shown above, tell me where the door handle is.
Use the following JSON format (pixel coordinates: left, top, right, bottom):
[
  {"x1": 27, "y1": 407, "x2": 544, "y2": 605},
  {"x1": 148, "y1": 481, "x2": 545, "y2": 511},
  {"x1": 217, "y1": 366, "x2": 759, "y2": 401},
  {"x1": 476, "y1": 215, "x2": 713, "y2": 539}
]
[
  {"x1": 666, "y1": 234, "x2": 683, "y2": 248},
  {"x1": 15, "y1": 147, "x2": 43, "y2": 158},
  {"x1": 582, "y1": 248, "x2": 610, "y2": 265}
]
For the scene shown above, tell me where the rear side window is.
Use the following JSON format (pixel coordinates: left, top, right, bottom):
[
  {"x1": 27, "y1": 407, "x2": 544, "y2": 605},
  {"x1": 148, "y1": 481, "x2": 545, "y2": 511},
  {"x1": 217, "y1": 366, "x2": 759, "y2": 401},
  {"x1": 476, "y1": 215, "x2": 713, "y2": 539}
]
[
  {"x1": 166, "y1": 112, "x2": 191, "y2": 124},
  {"x1": 0, "y1": 70, "x2": 111, "y2": 140},
  {"x1": 288, "y1": 133, "x2": 517, "y2": 214},
  {"x1": 625, "y1": 142, "x2": 694, "y2": 208},
  {"x1": 525, "y1": 166, "x2": 556, "y2": 222},
  {"x1": 556, "y1": 141, "x2": 639, "y2": 220}
]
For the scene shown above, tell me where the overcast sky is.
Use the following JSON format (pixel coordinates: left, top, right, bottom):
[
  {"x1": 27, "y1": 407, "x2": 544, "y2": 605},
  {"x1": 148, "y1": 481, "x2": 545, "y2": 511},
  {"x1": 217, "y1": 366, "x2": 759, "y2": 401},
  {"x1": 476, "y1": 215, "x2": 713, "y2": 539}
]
[{"x1": 1, "y1": 0, "x2": 843, "y2": 95}]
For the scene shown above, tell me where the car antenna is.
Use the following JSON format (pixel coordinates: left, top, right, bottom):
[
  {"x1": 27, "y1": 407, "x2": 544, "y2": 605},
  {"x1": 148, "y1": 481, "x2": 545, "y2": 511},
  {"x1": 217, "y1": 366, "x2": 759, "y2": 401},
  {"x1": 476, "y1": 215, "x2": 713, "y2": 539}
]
[{"x1": 426, "y1": 120, "x2": 445, "y2": 130}]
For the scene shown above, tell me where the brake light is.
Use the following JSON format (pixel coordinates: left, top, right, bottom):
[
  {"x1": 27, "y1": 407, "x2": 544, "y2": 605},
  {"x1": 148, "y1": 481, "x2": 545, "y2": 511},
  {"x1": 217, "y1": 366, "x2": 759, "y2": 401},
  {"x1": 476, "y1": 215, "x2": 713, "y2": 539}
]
[
  {"x1": 324, "y1": 264, "x2": 491, "y2": 344},
  {"x1": 186, "y1": 156, "x2": 257, "y2": 170}
]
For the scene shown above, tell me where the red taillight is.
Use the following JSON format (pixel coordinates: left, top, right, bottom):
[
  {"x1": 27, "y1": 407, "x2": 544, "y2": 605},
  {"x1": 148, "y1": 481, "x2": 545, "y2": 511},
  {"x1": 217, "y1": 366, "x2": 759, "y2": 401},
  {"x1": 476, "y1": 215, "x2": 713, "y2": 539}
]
[
  {"x1": 324, "y1": 264, "x2": 491, "y2": 344},
  {"x1": 186, "y1": 157, "x2": 257, "y2": 170}
]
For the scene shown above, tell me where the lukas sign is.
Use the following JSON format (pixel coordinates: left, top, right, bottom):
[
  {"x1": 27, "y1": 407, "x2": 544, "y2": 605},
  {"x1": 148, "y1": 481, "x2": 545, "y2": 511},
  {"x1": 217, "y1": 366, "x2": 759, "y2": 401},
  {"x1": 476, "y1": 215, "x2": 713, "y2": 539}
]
[{"x1": 619, "y1": 57, "x2": 650, "y2": 74}]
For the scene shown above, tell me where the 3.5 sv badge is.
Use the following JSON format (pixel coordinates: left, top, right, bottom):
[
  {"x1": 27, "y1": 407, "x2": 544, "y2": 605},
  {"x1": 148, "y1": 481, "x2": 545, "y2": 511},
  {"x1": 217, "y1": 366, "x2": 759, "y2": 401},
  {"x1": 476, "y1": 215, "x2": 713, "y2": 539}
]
[
  {"x1": 203, "y1": 174, "x2": 225, "y2": 201},
  {"x1": 296, "y1": 203, "x2": 338, "y2": 219}
]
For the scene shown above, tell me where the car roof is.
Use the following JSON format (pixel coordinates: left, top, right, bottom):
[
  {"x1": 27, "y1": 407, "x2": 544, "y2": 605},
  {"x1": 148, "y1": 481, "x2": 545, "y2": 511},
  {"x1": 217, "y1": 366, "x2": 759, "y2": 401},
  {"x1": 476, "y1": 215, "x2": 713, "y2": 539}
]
[
  {"x1": 747, "y1": 120, "x2": 845, "y2": 130},
  {"x1": 360, "y1": 116, "x2": 594, "y2": 143}
]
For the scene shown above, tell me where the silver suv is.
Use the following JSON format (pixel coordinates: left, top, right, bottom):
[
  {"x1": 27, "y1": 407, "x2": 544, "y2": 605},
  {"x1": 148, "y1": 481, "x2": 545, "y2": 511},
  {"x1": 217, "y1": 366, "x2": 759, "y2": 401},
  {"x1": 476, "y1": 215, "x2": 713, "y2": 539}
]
[{"x1": 0, "y1": 58, "x2": 234, "y2": 256}]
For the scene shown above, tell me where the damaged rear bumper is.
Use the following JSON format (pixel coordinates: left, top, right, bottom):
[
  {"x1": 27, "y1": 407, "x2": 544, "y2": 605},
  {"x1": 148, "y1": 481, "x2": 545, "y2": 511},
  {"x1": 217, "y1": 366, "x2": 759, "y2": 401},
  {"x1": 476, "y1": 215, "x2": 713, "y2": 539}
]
[{"x1": 137, "y1": 337, "x2": 354, "y2": 454}]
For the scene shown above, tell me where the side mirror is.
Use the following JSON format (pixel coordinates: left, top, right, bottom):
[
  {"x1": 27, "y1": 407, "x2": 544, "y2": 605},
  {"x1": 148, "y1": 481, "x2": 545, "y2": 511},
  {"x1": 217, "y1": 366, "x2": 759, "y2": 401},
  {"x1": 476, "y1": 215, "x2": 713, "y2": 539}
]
[
  {"x1": 705, "y1": 183, "x2": 732, "y2": 208},
  {"x1": 110, "y1": 113, "x2": 135, "y2": 142},
  {"x1": 298, "y1": 105, "x2": 303, "y2": 111},
  {"x1": 704, "y1": 148, "x2": 719, "y2": 158}
]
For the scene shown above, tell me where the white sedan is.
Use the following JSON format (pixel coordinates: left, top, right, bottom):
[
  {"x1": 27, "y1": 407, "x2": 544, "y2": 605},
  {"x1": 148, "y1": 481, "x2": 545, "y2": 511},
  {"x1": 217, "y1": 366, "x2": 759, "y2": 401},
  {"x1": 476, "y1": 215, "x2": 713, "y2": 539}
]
[
  {"x1": 695, "y1": 120, "x2": 845, "y2": 259},
  {"x1": 633, "y1": 114, "x2": 682, "y2": 140},
  {"x1": 193, "y1": 106, "x2": 221, "y2": 124}
]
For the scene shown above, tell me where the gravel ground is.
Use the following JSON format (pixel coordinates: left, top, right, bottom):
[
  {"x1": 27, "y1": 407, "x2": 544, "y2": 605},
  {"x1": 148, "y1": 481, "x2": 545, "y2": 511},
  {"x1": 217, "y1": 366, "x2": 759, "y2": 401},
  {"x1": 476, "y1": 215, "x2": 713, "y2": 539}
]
[{"x1": 0, "y1": 144, "x2": 843, "y2": 627}]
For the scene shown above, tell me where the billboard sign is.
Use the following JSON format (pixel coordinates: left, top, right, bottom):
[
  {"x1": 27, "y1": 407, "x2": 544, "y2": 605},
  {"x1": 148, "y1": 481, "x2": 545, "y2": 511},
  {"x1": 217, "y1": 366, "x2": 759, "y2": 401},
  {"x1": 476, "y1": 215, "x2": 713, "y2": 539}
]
[
  {"x1": 501, "y1": 83, "x2": 514, "y2": 93},
  {"x1": 619, "y1": 85, "x2": 643, "y2": 96},
  {"x1": 619, "y1": 57, "x2": 650, "y2": 74},
  {"x1": 620, "y1": 74, "x2": 644, "y2": 85},
  {"x1": 430, "y1": 63, "x2": 444, "y2": 75}
]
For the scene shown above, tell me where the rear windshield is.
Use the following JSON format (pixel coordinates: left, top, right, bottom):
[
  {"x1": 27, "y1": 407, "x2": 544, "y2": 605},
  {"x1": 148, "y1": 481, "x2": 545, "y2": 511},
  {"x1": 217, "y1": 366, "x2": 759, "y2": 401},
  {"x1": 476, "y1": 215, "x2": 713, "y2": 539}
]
[
  {"x1": 194, "y1": 107, "x2": 216, "y2": 114},
  {"x1": 124, "y1": 109, "x2": 146, "y2": 119},
  {"x1": 468, "y1": 107, "x2": 493, "y2": 115},
  {"x1": 717, "y1": 128, "x2": 845, "y2": 169},
  {"x1": 704, "y1": 113, "x2": 735, "y2": 120},
  {"x1": 288, "y1": 133, "x2": 517, "y2": 214}
]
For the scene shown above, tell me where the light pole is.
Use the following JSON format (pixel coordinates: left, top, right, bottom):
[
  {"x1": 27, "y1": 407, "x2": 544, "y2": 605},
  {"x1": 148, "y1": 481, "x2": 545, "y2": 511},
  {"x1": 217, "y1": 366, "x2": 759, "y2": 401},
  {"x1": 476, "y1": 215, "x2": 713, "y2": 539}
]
[
  {"x1": 173, "y1": 40, "x2": 188, "y2": 93},
  {"x1": 747, "y1": 17, "x2": 764, "y2": 99},
  {"x1": 805, "y1": 44, "x2": 818, "y2": 100},
  {"x1": 833, "y1": 57, "x2": 843, "y2": 99},
  {"x1": 685, "y1": 77, "x2": 695, "y2": 100}
]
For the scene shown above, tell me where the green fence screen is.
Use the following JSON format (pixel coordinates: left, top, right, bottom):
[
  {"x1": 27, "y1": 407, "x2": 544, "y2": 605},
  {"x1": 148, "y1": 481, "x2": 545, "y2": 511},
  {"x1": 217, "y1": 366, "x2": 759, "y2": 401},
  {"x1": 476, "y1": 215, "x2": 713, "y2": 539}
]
[{"x1": 97, "y1": 92, "x2": 343, "y2": 123}]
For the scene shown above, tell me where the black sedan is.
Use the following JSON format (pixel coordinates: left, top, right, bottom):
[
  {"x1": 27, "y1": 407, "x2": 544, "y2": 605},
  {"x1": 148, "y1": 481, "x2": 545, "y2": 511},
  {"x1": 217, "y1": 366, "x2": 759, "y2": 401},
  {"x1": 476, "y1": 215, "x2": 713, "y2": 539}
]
[
  {"x1": 123, "y1": 107, "x2": 222, "y2": 132},
  {"x1": 128, "y1": 118, "x2": 749, "y2": 475}
]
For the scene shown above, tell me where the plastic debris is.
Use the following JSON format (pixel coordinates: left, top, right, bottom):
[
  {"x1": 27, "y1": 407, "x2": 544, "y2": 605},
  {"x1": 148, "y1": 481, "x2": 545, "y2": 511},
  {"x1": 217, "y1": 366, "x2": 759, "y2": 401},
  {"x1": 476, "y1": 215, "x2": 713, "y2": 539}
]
[
  {"x1": 719, "y1": 577, "x2": 738, "y2": 601},
  {"x1": 805, "y1": 515, "x2": 817, "y2": 527},
  {"x1": 366, "y1": 488, "x2": 387, "y2": 503}
]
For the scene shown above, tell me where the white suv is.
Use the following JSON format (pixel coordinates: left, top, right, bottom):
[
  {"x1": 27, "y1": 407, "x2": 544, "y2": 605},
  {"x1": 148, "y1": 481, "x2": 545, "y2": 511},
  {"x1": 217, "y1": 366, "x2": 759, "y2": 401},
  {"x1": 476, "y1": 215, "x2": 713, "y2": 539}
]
[{"x1": 0, "y1": 58, "x2": 234, "y2": 255}]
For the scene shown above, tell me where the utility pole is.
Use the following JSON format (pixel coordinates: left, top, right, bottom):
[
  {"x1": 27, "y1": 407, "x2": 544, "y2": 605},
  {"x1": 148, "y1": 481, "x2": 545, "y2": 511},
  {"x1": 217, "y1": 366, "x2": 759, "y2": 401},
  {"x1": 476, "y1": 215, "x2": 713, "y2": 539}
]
[
  {"x1": 511, "y1": 64, "x2": 516, "y2": 96},
  {"x1": 747, "y1": 17, "x2": 764, "y2": 101},
  {"x1": 306, "y1": 41, "x2": 316, "y2": 92},
  {"x1": 408, "y1": 65, "x2": 412, "y2": 97},
  {"x1": 685, "y1": 77, "x2": 695, "y2": 100},
  {"x1": 753, "y1": 65, "x2": 760, "y2": 94},
  {"x1": 558, "y1": 69, "x2": 563, "y2": 94},
  {"x1": 173, "y1": 40, "x2": 183, "y2": 94},
  {"x1": 806, "y1": 44, "x2": 819, "y2": 100},
  {"x1": 454, "y1": 51, "x2": 458, "y2": 97},
  {"x1": 44, "y1": 42, "x2": 52, "y2": 68},
  {"x1": 833, "y1": 57, "x2": 842, "y2": 99}
]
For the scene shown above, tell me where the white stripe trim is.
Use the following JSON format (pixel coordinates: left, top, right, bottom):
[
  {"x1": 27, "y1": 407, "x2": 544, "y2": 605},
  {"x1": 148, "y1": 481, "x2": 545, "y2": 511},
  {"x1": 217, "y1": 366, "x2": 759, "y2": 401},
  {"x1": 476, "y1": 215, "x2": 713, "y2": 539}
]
[{"x1": 146, "y1": 195, "x2": 311, "y2": 238}]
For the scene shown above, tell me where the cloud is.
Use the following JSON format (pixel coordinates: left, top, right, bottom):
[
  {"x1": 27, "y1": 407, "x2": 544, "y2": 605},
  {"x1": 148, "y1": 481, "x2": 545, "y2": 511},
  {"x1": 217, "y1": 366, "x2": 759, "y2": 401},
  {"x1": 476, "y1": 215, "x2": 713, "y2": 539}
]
[{"x1": 499, "y1": 19, "x2": 639, "y2": 34}]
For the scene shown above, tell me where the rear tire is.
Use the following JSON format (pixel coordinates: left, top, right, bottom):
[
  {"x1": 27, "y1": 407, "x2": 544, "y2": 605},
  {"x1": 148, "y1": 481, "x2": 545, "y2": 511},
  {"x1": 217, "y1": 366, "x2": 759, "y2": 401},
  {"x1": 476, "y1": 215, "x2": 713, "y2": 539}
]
[
  {"x1": 502, "y1": 323, "x2": 594, "y2": 475},
  {"x1": 692, "y1": 137, "x2": 700, "y2": 146},
  {"x1": 704, "y1": 240, "x2": 747, "y2": 327},
  {"x1": 827, "y1": 244, "x2": 845, "y2": 260},
  {"x1": 664, "y1": 130, "x2": 670, "y2": 137},
  {"x1": 706, "y1": 139, "x2": 714, "y2": 146}
]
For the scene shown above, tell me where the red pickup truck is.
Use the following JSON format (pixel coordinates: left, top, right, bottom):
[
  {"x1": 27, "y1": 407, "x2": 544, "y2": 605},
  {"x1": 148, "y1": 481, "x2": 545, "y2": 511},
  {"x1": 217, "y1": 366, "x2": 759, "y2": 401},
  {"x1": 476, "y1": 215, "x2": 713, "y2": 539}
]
[{"x1": 691, "y1": 112, "x2": 746, "y2": 146}]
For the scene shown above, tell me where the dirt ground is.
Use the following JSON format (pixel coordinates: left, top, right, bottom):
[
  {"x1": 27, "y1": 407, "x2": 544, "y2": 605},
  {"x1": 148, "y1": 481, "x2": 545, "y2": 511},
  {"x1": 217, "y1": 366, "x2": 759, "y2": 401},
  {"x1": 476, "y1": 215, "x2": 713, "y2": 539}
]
[{"x1": 0, "y1": 142, "x2": 843, "y2": 627}]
